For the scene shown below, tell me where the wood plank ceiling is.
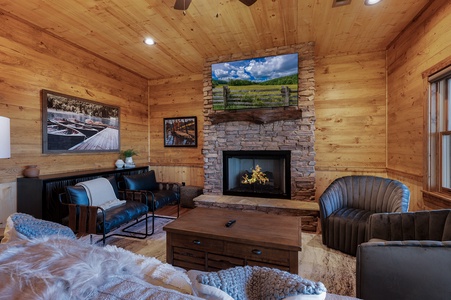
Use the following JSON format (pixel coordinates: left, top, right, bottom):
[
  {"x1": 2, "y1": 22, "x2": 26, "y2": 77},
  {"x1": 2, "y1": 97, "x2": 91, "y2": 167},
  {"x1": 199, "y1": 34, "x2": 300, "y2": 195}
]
[{"x1": 0, "y1": 0, "x2": 430, "y2": 80}]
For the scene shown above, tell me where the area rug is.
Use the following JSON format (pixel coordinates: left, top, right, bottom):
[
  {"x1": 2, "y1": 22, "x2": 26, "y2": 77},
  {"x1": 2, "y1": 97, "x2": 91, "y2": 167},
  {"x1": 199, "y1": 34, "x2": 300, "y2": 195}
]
[{"x1": 99, "y1": 217, "x2": 356, "y2": 297}]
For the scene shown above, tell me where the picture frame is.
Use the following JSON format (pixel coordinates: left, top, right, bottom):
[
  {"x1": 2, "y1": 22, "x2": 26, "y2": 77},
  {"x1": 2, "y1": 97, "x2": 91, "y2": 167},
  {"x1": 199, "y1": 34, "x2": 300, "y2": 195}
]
[
  {"x1": 164, "y1": 116, "x2": 197, "y2": 147},
  {"x1": 42, "y1": 89, "x2": 120, "y2": 154}
]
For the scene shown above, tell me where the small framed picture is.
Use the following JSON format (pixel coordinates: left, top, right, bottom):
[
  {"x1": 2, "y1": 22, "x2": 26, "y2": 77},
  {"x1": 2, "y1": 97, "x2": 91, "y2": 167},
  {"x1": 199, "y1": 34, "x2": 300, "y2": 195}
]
[{"x1": 164, "y1": 116, "x2": 197, "y2": 147}]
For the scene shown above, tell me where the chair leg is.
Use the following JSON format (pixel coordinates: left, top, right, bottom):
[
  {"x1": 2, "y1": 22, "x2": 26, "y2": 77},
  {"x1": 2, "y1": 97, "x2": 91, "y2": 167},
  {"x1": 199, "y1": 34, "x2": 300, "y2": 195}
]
[
  {"x1": 154, "y1": 200, "x2": 181, "y2": 220},
  {"x1": 91, "y1": 212, "x2": 155, "y2": 245},
  {"x1": 119, "y1": 212, "x2": 155, "y2": 238},
  {"x1": 93, "y1": 227, "x2": 107, "y2": 246}
]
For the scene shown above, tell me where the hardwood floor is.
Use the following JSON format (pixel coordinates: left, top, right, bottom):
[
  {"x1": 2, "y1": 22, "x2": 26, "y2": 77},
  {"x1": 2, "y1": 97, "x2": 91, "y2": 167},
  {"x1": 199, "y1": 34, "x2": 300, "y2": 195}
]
[{"x1": 155, "y1": 204, "x2": 193, "y2": 217}]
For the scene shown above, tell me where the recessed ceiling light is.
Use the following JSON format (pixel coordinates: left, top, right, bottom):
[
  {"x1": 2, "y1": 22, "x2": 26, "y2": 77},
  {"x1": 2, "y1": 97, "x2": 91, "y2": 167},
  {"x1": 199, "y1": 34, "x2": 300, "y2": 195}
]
[
  {"x1": 364, "y1": 0, "x2": 382, "y2": 5},
  {"x1": 144, "y1": 38, "x2": 155, "y2": 45},
  {"x1": 332, "y1": 0, "x2": 351, "y2": 7}
]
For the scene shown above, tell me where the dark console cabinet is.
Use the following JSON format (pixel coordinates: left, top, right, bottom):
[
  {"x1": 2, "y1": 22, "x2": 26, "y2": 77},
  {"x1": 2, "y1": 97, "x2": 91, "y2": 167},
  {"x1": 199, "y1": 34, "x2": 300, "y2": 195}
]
[{"x1": 17, "y1": 166, "x2": 148, "y2": 223}]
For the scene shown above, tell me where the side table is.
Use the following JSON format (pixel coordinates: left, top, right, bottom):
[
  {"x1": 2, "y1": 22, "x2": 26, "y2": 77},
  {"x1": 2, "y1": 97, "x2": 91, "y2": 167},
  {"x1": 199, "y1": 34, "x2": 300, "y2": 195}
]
[{"x1": 180, "y1": 185, "x2": 203, "y2": 208}]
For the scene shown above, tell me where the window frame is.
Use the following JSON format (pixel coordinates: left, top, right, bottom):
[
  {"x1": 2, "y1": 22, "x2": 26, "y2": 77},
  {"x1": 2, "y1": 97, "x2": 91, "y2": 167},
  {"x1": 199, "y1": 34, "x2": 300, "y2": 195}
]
[
  {"x1": 425, "y1": 64, "x2": 451, "y2": 202},
  {"x1": 439, "y1": 131, "x2": 451, "y2": 193}
]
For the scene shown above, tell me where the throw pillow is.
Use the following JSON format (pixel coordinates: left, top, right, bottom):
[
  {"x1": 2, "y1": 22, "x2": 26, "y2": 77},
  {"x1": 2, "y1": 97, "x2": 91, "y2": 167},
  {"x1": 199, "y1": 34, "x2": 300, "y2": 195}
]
[
  {"x1": 123, "y1": 170, "x2": 159, "y2": 191},
  {"x1": 1, "y1": 213, "x2": 76, "y2": 243},
  {"x1": 190, "y1": 266, "x2": 327, "y2": 300}
]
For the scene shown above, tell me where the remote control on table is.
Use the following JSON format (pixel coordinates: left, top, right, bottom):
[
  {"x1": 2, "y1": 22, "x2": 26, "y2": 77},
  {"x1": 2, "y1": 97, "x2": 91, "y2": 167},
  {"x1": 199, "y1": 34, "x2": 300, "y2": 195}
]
[{"x1": 225, "y1": 219, "x2": 236, "y2": 227}]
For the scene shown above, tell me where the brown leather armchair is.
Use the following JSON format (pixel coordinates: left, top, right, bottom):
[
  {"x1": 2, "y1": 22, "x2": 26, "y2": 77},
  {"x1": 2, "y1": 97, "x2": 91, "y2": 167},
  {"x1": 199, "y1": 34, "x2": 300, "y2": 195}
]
[{"x1": 319, "y1": 175, "x2": 410, "y2": 256}]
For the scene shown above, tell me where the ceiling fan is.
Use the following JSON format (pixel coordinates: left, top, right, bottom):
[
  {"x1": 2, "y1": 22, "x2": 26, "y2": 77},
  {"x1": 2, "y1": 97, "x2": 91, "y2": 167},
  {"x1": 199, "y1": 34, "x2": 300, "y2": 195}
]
[{"x1": 174, "y1": 0, "x2": 257, "y2": 11}]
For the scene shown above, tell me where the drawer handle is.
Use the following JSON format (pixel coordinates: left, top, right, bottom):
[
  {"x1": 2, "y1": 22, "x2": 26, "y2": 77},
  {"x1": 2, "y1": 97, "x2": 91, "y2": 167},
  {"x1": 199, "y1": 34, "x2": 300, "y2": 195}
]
[
  {"x1": 252, "y1": 249, "x2": 262, "y2": 255},
  {"x1": 193, "y1": 240, "x2": 201, "y2": 245}
]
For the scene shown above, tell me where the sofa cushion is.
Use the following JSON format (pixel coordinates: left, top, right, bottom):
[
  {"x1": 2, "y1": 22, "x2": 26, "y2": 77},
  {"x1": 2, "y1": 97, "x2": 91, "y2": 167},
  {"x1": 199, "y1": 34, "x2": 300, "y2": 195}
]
[
  {"x1": 105, "y1": 176, "x2": 120, "y2": 198},
  {"x1": 356, "y1": 240, "x2": 451, "y2": 300},
  {"x1": 66, "y1": 185, "x2": 89, "y2": 206},
  {"x1": 152, "y1": 190, "x2": 179, "y2": 209},
  {"x1": 124, "y1": 171, "x2": 158, "y2": 191},
  {"x1": 66, "y1": 176, "x2": 119, "y2": 206},
  {"x1": 97, "y1": 201, "x2": 148, "y2": 233}
]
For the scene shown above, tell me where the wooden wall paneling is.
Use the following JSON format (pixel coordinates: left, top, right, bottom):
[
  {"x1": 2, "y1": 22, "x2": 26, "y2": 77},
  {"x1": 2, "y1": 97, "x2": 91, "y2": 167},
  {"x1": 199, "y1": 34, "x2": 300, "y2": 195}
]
[
  {"x1": 148, "y1": 75, "x2": 204, "y2": 168},
  {"x1": 387, "y1": 169, "x2": 424, "y2": 211},
  {"x1": 0, "y1": 13, "x2": 149, "y2": 223},
  {"x1": 386, "y1": 0, "x2": 451, "y2": 209},
  {"x1": 315, "y1": 51, "x2": 387, "y2": 171},
  {"x1": 149, "y1": 165, "x2": 204, "y2": 187}
]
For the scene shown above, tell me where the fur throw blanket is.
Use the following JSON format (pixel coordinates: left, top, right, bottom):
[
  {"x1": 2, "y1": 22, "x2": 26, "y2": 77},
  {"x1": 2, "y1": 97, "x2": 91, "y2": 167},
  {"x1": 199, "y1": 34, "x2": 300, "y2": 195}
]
[
  {"x1": 197, "y1": 266, "x2": 327, "y2": 300},
  {"x1": 0, "y1": 237, "x2": 199, "y2": 299}
]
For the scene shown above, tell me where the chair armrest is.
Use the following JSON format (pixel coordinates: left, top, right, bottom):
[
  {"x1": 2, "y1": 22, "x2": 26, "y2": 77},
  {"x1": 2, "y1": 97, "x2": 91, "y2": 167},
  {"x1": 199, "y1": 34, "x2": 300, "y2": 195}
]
[
  {"x1": 156, "y1": 182, "x2": 181, "y2": 197},
  {"x1": 59, "y1": 192, "x2": 65, "y2": 204},
  {"x1": 121, "y1": 189, "x2": 152, "y2": 210},
  {"x1": 58, "y1": 192, "x2": 104, "y2": 236},
  {"x1": 319, "y1": 182, "x2": 346, "y2": 225}
]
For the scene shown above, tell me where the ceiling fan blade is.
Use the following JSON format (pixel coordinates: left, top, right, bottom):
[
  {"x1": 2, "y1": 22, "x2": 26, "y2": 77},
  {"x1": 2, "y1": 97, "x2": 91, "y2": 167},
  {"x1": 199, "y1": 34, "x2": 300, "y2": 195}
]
[
  {"x1": 174, "y1": 0, "x2": 192, "y2": 10},
  {"x1": 239, "y1": 0, "x2": 257, "y2": 6}
]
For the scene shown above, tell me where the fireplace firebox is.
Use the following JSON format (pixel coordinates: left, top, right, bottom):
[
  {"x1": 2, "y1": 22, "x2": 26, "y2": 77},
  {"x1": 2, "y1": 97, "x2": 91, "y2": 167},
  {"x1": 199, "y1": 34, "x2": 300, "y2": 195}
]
[{"x1": 223, "y1": 150, "x2": 291, "y2": 199}]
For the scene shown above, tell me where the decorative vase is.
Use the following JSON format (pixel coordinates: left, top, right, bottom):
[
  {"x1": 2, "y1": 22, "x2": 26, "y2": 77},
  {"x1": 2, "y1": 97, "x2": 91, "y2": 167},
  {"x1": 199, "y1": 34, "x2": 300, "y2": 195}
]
[
  {"x1": 125, "y1": 156, "x2": 134, "y2": 165},
  {"x1": 115, "y1": 159, "x2": 125, "y2": 168},
  {"x1": 23, "y1": 165, "x2": 40, "y2": 178}
]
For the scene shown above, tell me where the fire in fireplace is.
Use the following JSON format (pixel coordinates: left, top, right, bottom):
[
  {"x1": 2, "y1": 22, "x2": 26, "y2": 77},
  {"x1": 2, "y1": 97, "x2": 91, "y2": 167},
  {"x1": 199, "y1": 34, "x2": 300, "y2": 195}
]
[{"x1": 223, "y1": 150, "x2": 291, "y2": 199}]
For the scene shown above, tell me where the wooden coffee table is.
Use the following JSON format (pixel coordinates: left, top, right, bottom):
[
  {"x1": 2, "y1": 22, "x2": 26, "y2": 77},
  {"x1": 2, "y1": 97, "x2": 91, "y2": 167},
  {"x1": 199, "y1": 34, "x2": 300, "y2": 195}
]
[{"x1": 163, "y1": 207, "x2": 301, "y2": 274}]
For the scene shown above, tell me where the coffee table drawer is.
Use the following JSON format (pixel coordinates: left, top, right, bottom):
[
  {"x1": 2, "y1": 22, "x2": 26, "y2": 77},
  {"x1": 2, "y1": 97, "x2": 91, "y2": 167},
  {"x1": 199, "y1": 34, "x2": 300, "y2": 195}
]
[
  {"x1": 173, "y1": 247, "x2": 206, "y2": 271},
  {"x1": 207, "y1": 253, "x2": 244, "y2": 271},
  {"x1": 171, "y1": 233, "x2": 224, "y2": 252},
  {"x1": 225, "y1": 242, "x2": 291, "y2": 265}
]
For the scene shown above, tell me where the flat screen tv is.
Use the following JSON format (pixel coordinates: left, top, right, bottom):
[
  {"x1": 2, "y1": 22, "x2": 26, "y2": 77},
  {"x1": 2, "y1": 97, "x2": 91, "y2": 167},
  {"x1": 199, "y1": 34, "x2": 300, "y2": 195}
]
[{"x1": 211, "y1": 53, "x2": 298, "y2": 110}]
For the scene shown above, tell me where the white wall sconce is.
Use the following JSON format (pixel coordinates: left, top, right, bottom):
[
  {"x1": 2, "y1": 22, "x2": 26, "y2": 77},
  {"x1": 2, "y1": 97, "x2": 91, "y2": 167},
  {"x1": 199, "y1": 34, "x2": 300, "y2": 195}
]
[{"x1": 0, "y1": 116, "x2": 11, "y2": 159}]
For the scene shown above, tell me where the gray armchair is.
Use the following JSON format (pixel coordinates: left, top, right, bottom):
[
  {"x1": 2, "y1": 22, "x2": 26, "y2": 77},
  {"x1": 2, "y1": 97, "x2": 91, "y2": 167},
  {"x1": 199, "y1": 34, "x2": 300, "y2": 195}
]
[
  {"x1": 319, "y1": 175, "x2": 410, "y2": 256},
  {"x1": 356, "y1": 209, "x2": 451, "y2": 300}
]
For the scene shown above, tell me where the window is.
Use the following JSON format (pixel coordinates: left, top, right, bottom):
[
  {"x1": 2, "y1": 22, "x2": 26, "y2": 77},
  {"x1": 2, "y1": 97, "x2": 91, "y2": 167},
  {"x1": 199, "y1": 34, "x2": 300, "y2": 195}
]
[{"x1": 428, "y1": 66, "x2": 451, "y2": 195}]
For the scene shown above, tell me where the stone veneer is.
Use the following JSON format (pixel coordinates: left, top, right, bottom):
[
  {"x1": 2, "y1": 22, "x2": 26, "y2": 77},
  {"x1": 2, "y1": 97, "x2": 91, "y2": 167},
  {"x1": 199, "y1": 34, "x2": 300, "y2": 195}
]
[{"x1": 202, "y1": 43, "x2": 316, "y2": 201}]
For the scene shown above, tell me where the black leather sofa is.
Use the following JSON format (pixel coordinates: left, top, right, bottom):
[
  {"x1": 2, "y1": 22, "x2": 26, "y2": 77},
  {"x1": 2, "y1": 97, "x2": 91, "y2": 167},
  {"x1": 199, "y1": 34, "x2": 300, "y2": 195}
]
[
  {"x1": 356, "y1": 209, "x2": 451, "y2": 300},
  {"x1": 319, "y1": 175, "x2": 410, "y2": 256}
]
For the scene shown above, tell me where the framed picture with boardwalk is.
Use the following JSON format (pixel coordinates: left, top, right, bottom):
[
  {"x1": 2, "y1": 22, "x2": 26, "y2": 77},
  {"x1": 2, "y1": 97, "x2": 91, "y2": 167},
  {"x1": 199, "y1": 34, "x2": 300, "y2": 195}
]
[
  {"x1": 41, "y1": 89, "x2": 120, "y2": 154},
  {"x1": 164, "y1": 116, "x2": 197, "y2": 147}
]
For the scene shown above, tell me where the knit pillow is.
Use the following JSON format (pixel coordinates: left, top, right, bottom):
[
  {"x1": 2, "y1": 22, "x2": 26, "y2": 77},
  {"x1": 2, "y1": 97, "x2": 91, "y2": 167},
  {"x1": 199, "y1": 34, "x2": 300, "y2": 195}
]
[
  {"x1": 188, "y1": 266, "x2": 327, "y2": 300},
  {"x1": 1, "y1": 213, "x2": 75, "y2": 243}
]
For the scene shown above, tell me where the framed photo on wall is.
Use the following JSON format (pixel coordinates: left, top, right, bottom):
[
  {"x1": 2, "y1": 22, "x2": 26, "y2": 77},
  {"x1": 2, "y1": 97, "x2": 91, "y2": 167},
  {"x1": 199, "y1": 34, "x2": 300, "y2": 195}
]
[
  {"x1": 42, "y1": 89, "x2": 120, "y2": 154},
  {"x1": 164, "y1": 116, "x2": 197, "y2": 147}
]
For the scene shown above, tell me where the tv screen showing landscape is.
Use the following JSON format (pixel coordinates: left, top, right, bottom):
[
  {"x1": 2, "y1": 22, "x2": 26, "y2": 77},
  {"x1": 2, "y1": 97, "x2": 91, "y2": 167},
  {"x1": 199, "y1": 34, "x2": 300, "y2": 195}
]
[{"x1": 211, "y1": 53, "x2": 298, "y2": 110}]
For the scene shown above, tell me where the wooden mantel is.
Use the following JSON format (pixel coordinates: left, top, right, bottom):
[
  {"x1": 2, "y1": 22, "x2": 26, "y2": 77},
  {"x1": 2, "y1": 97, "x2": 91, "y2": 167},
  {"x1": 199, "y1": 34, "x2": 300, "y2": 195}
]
[{"x1": 208, "y1": 107, "x2": 302, "y2": 124}]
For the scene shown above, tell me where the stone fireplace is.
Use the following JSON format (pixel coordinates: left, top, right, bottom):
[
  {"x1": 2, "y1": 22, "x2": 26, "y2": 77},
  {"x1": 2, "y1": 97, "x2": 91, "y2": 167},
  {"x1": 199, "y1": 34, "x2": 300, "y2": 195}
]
[
  {"x1": 202, "y1": 43, "x2": 316, "y2": 201},
  {"x1": 223, "y1": 150, "x2": 291, "y2": 199}
]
